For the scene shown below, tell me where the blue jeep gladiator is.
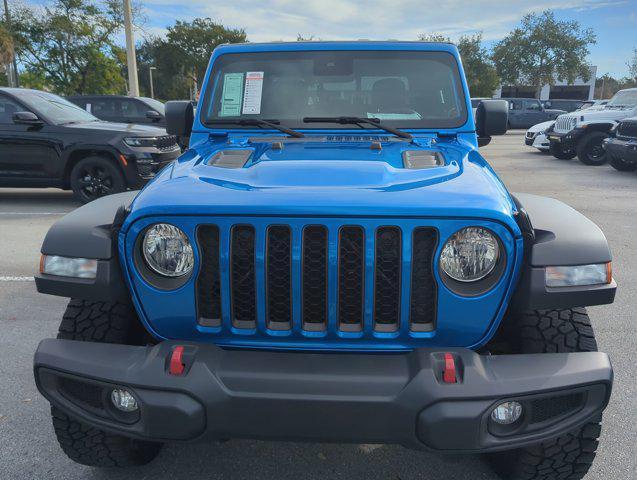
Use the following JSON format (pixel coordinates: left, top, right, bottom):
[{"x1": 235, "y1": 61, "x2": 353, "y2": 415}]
[{"x1": 33, "y1": 42, "x2": 616, "y2": 479}]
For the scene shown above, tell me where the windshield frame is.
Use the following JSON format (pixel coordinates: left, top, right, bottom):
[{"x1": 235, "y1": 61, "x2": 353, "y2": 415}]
[
  {"x1": 13, "y1": 90, "x2": 99, "y2": 125},
  {"x1": 199, "y1": 49, "x2": 469, "y2": 132}
]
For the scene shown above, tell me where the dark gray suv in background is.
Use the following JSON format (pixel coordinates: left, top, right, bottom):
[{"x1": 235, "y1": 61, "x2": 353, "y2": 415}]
[
  {"x1": 66, "y1": 95, "x2": 166, "y2": 127},
  {"x1": 501, "y1": 98, "x2": 566, "y2": 129}
]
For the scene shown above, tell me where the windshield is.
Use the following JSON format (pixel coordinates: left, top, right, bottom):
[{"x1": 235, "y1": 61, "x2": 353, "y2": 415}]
[
  {"x1": 15, "y1": 91, "x2": 98, "y2": 125},
  {"x1": 201, "y1": 50, "x2": 468, "y2": 129},
  {"x1": 607, "y1": 90, "x2": 637, "y2": 108},
  {"x1": 140, "y1": 97, "x2": 165, "y2": 114}
]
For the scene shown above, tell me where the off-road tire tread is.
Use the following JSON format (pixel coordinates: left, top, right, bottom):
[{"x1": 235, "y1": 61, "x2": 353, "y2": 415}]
[
  {"x1": 51, "y1": 299, "x2": 161, "y2": 467},
  {"x1": 576, "y1": 131, "x2": 608, "y2": 166},
  {"x1": 487, "y1": 308, "x2": 602, "y2": 480}
]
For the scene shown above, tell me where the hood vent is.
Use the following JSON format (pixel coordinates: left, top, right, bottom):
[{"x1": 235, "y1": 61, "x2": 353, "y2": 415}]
[
  {"x1": 402, "y1": 150, "x2": 444, "y2": 169},
  {"x1": 207, "y1": 149, "x2": 253, "y2": 169}
]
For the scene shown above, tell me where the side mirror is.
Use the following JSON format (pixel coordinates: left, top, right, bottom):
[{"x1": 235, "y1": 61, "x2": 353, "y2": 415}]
[
  {"x1": 145, "y1": 110, "x2": 162, "y2": 121},
  {"x1": 166, "y1": 101, "x2": 194, "y2": 137},
  {"x1": 13, "y1": 111, "x2": 44, "y2": 126},
  {"x1": 475, "y1": 100, "x2": 508, "y2": 147}
]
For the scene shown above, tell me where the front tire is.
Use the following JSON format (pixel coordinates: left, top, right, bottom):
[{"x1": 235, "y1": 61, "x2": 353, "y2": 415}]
[
  {"x1": 608, "y1": 152, "x2": 637, "y2": 172},
  {"x1": 70, "y1": 156, "x2": 126, "y2": 204},
  {"x1": 51, "y1": 300, "x2": 162, "y2": 467},
  {"x1": 549, "y1": 142, "x2": 577, "y2": 160},
  {"x1": 576, "y1": 132, "x2": 609, "y2": 166},
  {"x1": 486, "y1": 308, "x2": 602, "y2": 480}
]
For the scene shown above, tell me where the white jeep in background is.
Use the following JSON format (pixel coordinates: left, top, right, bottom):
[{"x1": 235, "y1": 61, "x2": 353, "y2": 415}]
[{"x1": 547, "y1": 88, "x2": 637, "y2": 165}]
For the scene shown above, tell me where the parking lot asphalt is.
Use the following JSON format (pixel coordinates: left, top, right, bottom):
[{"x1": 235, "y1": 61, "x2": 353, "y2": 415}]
[{"x1": 0, "y1": 131, "x2": 635, "y2": 480}]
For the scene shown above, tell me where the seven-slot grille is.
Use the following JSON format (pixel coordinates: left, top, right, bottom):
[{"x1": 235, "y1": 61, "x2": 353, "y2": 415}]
[
  {"x1": 554, "y1": 116, "x2": 577, "y2": 133},
  {"x1": 617, "y1": 121, "x2": 637, "y2": 139},
  {"x1": 196, "y1": 223, "x2": 438, "y2": 335},
  {"x1": 155, "y1": 135, "x2": 179, "y2": 151}
]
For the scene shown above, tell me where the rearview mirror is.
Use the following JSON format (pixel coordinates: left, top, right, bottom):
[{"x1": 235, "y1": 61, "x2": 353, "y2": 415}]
[
  {"x1": 146, "y1": 110, "x2": 162, "y2": 121},
  {"x1": 166, "y1": 101, "x2": 194, "y2": 137},
  {"x1": 13, "y1": 111, "x2": 43, "y2": 126},
  {"x1": 475, "y1": 100, "x2": 508, "y2": 147}
]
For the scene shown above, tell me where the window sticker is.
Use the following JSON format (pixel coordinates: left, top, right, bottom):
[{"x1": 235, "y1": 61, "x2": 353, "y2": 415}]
[
  {"x1": 220, "y1": 72, "x2": 244, "y2": 117},
  {"x1": 242, "y1": 71, "x2": 264, "y2": 115},
  {"x1": 86, "y1": 103, "x2": 92, "y2": 113}
]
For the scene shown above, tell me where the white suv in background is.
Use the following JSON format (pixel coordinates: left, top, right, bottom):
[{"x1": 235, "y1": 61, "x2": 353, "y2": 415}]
[{"x1": 547, "y1": 88, "x2": 637, "y2": 164}]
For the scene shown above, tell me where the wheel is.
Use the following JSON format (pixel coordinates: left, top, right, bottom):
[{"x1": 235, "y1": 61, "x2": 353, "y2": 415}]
[
  {"x1": 608, "y1": 152, "x2": 637, "y2": 172},
  {"x1": 51, "y1": 300, "x2": 162, "y2": 467},
  {"x1": 576, "y1": 132, "x2": 609, "y2": 166},
  {"x1": 486, "y1": 308, "x2": 602, "y2": 480},
  {"x1": 70, "y1": 156, "x2": 125, "y2": 204},
  {"x1": 549, "y1": 142, "x2": 576, "y2": 160}
]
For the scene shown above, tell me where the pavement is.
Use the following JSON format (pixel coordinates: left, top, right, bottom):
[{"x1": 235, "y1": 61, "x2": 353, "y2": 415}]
[{"x1": 0, "y1": 131, "x2": 635, "y2": 479}]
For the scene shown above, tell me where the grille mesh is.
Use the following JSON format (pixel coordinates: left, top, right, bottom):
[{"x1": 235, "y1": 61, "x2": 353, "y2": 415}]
[
  {"x1": 530, "y1": 393, "x2": 585, "y2": 424},
  {"x1": 231, "y1": 225, "x2": 256, "y2": 327},
  {"x1": 302, "y1": 226, "x2": 328, "y2": 329},
  {"x1": 266, "y1": 226, "x2": 292, "y2": 329},
  {"x1": 338, "y1": 227, "x2": 365, "y2": 331},
  {"x1": 410, "y1": 228, "x2": 438, "y2": 330},
  {"x1": 197, "y1": 225, "x2": 221, "y2": 326},
  {"x1": 618, "y1": 121, "x2": 637, "y2": 139},
  {"x1": 374, "y1": 227, "x2": 401, "y2": 330}
]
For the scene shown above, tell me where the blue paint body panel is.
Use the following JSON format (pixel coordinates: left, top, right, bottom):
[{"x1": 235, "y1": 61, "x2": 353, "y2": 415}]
[{"x1": 119, "y1": 42, "x2": 524, "y2": 351}]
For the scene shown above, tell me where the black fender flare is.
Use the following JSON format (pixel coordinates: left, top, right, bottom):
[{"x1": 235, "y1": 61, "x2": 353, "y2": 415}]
[
  {"x1": 511, "y1": 193, "x2": 616, "y2": 311},
  {"x1": 35, "y1": 191, "x2": 138, "y2": 302}
]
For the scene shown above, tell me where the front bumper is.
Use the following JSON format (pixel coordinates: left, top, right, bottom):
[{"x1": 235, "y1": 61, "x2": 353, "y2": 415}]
[
  {"x1": 34, "y1": 339, "x2": 612, "y2": 452},
  {"x1": 120, "y1": 148, "x2": 180, "y2": 187},
  {"x1": 604, "y1": 137, "x2": 637, "y2": 163},
  {"x1": 547, "y1": 129, "x2": 585, "y2": 149}
]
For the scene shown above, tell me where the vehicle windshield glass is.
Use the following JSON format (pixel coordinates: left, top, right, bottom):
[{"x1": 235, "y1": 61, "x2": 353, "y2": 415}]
[
  {"x1": 140, "y1": 97, "x2": 165, "y2": 114},
  {"x1": 201, "y1": 50, "x2": 468, "y2": 129},
  {"x1": 15, "y1": 91, "x2": 98, "y2": 125},
  {"x1": 607, "y1": 90, "x2": 637, "y2": 108}
]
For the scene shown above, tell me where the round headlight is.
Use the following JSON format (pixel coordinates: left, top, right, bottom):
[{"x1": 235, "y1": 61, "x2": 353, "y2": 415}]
[
  {"x1": 142, "y1": 224, "x2": 194, "y2": 277},
  {"x1": 440, "y1": 227, "x2": 499, "y2": 282}
]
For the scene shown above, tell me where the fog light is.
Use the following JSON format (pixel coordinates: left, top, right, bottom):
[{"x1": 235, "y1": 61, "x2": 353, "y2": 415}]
[
  {"x1": 491, "y1": 401, "x2": 523, "y2": 425},
  {"x1": 110, "y1": 388, "x2": 138, "y2": 412}
]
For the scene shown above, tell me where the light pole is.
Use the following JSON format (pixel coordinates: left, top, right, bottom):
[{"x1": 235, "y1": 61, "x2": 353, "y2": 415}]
[
  {"x1": 149, "y1": 66, "x2": 156, "y2": 98},
  {"x1": 3, "y1": 0, "x2": 19, "y2": 87},
  {"x1": 123, "y1": 0, "x2": 139, "y2": 96}
]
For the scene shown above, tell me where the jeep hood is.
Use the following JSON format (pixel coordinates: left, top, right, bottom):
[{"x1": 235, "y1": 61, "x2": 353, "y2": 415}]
[{"x1": 126, "y1": 136, "x2": 519, "y2": 231}]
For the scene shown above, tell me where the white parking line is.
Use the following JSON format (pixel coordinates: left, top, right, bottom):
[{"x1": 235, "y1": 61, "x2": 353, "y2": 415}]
[{"x1": 0, "y1": 276, "x2": 35, "y2": 282}]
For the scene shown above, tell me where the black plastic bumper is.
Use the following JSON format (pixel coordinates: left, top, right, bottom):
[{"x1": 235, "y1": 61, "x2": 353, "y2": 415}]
[
  {"x1": 547, "y1": 129, "x2": 584, "y2": 149},
  {"x1": 34, "y1": 339, "x2": 612, "y2": 452},
  {"x1": 604, "y1": 137, "x2": 637, "y2": 162}
]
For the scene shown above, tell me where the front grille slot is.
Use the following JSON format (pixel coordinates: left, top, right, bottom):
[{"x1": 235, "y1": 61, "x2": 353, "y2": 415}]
[
  {"x1": 338, "y1": 226, "x2": 365, "y2": 331},
  {"x1": 410, "y1": 228, "x2": 438, "y2": 331},
  {"x1": 230, "y1": 225, "x2": 257, "y2": 328},
  {"x1": 302, "y1": 226, "x2": 328, "y2": 330},
  {"x1": 374, "y1": 227, "x2": 401, "y2": 331},
  {"x1": 266, "y1": 226, "x2": 292, "y2": 330},
  {"x1": 197, "y1": 225, "x2": 221, "y2": 327}
]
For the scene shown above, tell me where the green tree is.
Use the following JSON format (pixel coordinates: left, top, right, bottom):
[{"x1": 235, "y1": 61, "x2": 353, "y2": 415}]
[
  {"x1": 627, "y1": 47, "x2": 637, "y2": 83},
  {"x1": 492, "y1": 10, "x2": 596, "y2": 98},
  {"x1": 138, "y1": 18, "x2": 246, "y2": 100},
  {"x1": 418, "y1": 32, "x2": 500, "y2": 97},
  {"x1": 9, "y1": 0, "x2": 128, "y2": 94}
]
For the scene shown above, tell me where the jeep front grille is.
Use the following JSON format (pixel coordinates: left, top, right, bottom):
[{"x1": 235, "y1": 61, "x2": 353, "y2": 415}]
[
  {"x1": 554, "y1": 116, "x2": 576, "y2": 133},
  {"x1": 195, "y1": 222, "x2": 438, "y2": 336},
  {"x1": 617, "y1": 121, "x2": 637, "y2": 139}
]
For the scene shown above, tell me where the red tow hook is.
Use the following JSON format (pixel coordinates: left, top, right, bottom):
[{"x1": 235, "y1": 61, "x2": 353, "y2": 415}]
[
  {"x1": 169, "y1": 346, "x2": 186, "y2": 376},
  {"x1": 442, "y1": 352, "x2": 457, "y2": 384}
]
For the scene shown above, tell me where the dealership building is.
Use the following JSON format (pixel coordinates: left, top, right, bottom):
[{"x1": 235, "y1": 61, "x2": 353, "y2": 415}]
[{"x1": 493, "y1": 66, "x2": 597, "y2": 100}]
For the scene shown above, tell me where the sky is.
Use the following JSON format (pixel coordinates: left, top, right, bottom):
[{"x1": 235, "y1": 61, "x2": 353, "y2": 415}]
[{"x1": 22, "y1": 0, "x2": 637, "y2": 78}]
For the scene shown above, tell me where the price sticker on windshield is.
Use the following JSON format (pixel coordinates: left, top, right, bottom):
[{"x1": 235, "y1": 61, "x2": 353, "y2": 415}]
[
  {"x1": 242, "y1": 71, "x2": 264, "y2": 115},
  {"x1": 220, "y1": 73, "x2": 244, "y2": 117}
]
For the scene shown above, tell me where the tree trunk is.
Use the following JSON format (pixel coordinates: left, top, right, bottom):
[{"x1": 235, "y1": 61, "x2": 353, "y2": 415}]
[{"x1": 535, "y1": 83, "x2": 543, "y2": 99}]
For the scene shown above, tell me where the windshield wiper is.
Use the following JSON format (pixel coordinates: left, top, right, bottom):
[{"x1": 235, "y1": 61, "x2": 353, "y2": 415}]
[
  {"x1": 207, "y1": 119, "x2": 304, "y2": 138},
  {"x1": 303, "y1": 116, "x2": 412, "y2": 140}
]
